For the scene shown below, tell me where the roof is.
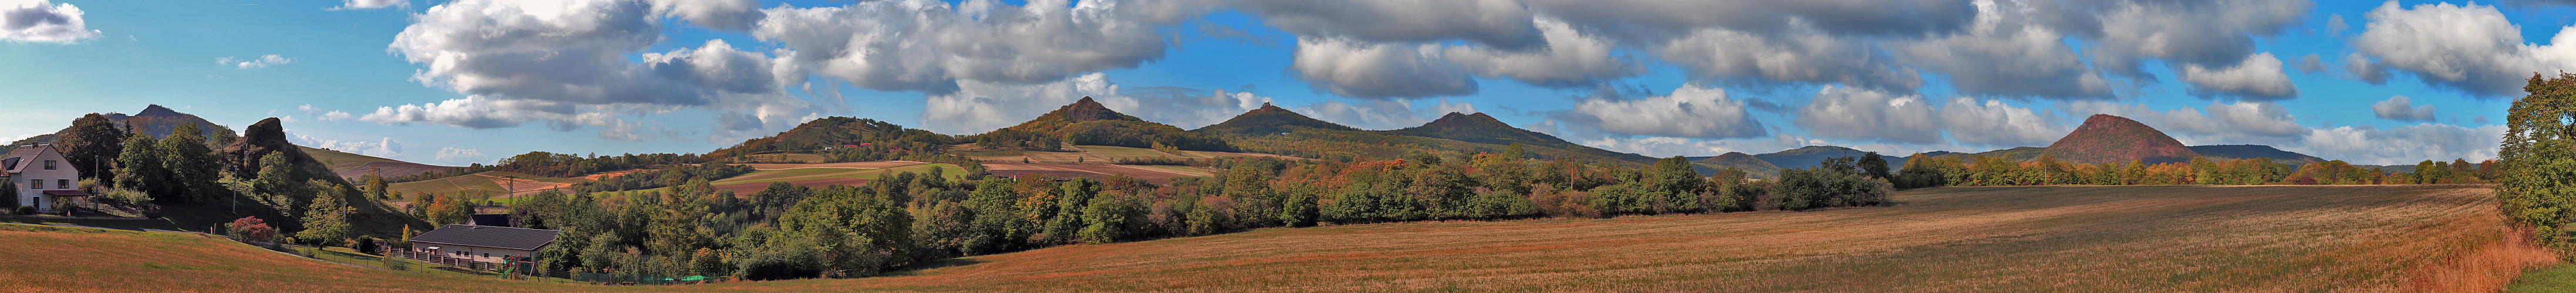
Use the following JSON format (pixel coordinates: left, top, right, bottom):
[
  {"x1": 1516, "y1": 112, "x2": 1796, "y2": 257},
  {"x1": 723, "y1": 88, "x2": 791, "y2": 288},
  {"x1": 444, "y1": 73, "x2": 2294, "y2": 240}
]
[
  {"x1": 1, "y1": 145, "x2": 47, "y2": 173},
  {"x1": 409, "y1": 224, "x2": 561, "y2": 251},
  {"x1": 40, "y1": 190, "x2": 90, "y2": 196}
]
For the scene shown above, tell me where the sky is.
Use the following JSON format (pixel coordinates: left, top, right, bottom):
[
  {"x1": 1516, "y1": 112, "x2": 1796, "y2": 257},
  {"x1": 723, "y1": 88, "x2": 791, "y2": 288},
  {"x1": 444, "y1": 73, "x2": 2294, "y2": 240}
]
[{"x1": 1, "y1": 0, "x2": 2571, "y2": 166}]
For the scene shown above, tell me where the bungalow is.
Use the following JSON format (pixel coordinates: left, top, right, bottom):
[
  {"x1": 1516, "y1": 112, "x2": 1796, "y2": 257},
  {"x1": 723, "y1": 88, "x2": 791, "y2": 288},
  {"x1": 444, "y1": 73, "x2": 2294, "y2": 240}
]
[
  {"x1": 400, "y1": 224, "x2": 561, "y2": 274},
  {"x1": 1, "y1": 144, "x2": 87, "y2": 212}
]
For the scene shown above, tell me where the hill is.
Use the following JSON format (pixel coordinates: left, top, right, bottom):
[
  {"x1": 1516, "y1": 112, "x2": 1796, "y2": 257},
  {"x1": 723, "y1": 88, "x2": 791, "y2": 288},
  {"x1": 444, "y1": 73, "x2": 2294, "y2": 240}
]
[
  {"x1": 7, "y1": 104, "x2": 240, "y2": 148},
  {"x1": 301, "y1": 146, "x2": 461, "y2": 181},
  {"x1": 2038, "y1": 114, "x2": 2200, "y2": 165},
  {"x1": 709, "y1": 117, "x2": 956, "y2": 158},
  {"x1": 1751, "y1": 145, "x2": 1906, "y2": 171},
  {"x1": 1197, "y1": 106, "x2": 1650, "y2": 163},
  {"x1": 977, "y1": 97, "x2": 1234, "y2": 151},
  {"x1": 1693, "y1": 152, "x2": 1781, "y2": 179},
  {"x1": 1189, "y1": 103, "x2": 1360, "y2": 136},
  {"x1": 697, "y1": 185, "x2": 2540, "y2": 291},
  {"x1": 1937, "y1": 146, "x2": 2048, "y2": 162},
  {"x1": 2190, "y1": 145, "x2": 2325, "y2": 164}
]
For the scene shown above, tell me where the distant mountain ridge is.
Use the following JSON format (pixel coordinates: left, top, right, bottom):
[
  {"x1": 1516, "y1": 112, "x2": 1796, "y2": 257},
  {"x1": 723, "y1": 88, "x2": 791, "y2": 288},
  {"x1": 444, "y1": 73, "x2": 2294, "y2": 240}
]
[
  {"x1": 980, "y1": 97, "x2": 1235, "y2": 151},
  {"x1": 8, "y1": 104, "x2": 240, "y2": 148},
  {"x1": 1190, "y1": 104, "x2": 1651, "y2": 163},
  {"x1": 1694, "y1": 152, "x2": 1781, "y2": 179},
  {"x1": 1190, "y1": 103, "x2": 1360, "y2": 137}
]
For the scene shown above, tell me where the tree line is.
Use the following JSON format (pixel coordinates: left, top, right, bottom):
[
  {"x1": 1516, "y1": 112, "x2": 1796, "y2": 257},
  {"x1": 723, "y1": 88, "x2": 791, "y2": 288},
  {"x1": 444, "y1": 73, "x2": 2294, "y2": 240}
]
[{"x1": 1890, "y1": 153, "x2": 2489, "y2": 189}]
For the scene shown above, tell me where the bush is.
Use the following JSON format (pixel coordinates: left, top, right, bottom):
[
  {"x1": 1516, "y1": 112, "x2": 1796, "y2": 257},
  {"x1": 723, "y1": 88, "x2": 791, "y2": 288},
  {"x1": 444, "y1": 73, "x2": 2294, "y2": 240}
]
[
  {"x1": 97, "y1": 188, "x2": 150, "y2": 206},
  {"x1": 13, "y1": 206, "x2": 32, "y2": 216}
]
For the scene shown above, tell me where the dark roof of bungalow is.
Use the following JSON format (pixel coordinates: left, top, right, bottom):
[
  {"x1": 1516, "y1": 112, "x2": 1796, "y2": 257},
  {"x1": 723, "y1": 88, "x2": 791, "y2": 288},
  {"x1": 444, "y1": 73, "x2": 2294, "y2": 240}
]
[{"x1": 409, "y1": 224, "x2": 560, "y2": 251}]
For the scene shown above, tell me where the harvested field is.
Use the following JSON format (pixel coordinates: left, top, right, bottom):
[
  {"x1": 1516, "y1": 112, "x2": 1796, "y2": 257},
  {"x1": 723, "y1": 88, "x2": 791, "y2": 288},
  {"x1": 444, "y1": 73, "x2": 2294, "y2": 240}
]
[
  {"x1": 0, "y1": 224, "x2": 607, "y2": 292},
  {"x1": 703, "y1": 185, "x2": 2553, "y2": 292},
  {"x1": 983, "y1": 163, "x2": 1219, "y2": 184}
]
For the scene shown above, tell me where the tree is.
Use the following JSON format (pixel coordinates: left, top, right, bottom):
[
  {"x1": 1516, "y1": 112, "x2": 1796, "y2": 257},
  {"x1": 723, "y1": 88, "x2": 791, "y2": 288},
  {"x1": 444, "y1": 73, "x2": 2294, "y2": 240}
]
[
  {"x1": 254, "y1": 152, "x2": 296, "y2": 196},
  {"x1": 0, "y1": 180, "x2": 16, "y2": 209},
  {"x1": 113, "y1": 134, "x2": 163, "y2": 197},
  {"x1": 295, "y1": 180, "x2": 353, "y2": 246},
  {"x1": 161, "y1": 123, "x2": 222, "y2": 203},
  {"x1": 56, "y1": 113, "x2": 124, "y2": 180},
  {"x1": 2498, "y1": 71, "x2": 2576, "y2": 254},
  {"x1": 228, "y1": 216, "x2": 280, "y2": 245},
  {"x1": 1859, "y1": 152, "x2": 1891, "y2": 179}
]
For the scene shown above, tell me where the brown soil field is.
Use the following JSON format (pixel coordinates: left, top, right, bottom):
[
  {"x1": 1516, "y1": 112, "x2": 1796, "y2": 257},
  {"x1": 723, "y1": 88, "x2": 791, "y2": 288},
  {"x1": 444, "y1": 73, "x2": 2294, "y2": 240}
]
[
  {"x1": 983, "y1": 163, "x2": 1218, "y2": 185},
  {"x1": 703, "y1": 185, "x2": 2552, "y2": 292},
  {"x1": 11, "y1": 185, "x2": 2549, "y2": 292}
]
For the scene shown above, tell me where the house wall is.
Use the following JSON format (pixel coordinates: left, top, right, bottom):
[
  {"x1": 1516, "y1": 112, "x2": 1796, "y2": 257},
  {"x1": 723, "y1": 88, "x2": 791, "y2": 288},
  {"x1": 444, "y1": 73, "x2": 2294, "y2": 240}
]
[
  {"x1": 410, "y1": 244, "x2": 537, "y2": 264},
  {"x1": 9, "y1": 148, "x2": 77, "y2": 212}
]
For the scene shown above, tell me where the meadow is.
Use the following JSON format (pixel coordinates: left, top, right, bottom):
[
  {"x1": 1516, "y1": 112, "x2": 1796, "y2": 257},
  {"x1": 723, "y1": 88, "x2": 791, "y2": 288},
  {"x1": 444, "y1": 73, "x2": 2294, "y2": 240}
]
[{"x1": 0, "y1": 185, "x2": 2548, "y2": 292}]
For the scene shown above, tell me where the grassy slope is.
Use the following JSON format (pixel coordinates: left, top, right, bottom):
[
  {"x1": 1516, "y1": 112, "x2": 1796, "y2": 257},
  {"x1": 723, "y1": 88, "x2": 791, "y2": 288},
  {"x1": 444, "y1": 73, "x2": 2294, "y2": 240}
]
[
  {"x1": 0, "y1": 224, "x2": 613, "y2": 292},
  {"x1": 300, "y1": 145, "x2": 402, "y2": 166},
  {"x1": 706, "y1": 185, "x2": 2540, "y2": 291},
  {"x1": 386, "y1": 171, "x2": 587, "y2": 199},
  {"x1": 712, "y1": 163, "x2": 963, "y2": 186}
]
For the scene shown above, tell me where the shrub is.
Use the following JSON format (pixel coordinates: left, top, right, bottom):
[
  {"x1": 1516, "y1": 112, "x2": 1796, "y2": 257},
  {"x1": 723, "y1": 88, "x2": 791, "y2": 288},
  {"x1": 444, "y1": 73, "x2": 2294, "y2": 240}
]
[{"x1": 13, "y1": 205, "x2": 32, "y2": 216}]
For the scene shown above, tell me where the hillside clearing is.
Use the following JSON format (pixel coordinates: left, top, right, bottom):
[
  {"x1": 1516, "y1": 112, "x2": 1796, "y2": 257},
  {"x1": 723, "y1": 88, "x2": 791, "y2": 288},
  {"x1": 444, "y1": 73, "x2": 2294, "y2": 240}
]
[{"x1": 704, "y1": 185, "x2": 2549, "y2": 292}]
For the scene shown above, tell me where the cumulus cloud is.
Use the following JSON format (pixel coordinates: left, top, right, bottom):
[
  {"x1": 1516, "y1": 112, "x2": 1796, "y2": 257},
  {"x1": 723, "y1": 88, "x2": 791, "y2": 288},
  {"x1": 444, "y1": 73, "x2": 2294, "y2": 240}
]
[
  {"x1": 2352, "y1": 1, "x2": 2576, "y2": 97},
  {"x1": 1289, "y1": 36, "x2": 1478, "y2": 98},
  {"x1": 382, "y1": 0, "x2": 809, "y2": 141},
  {"x1": 1894, "y1": 0, "x2": 2113, "y2": 100},
  {"x1": 1658, "y1": 26, "x2": 1920, "y2": 91},
  {"x1": 1119, "y1": 86, "x2": 1277, "y2": 129},
  {"x1": 2178, "y1": 52, "x2": 2298, "y2": 100},
  {"x1": 2371, "y1": 95, "x2": 2436, "y2": 122},
  {"x1": 2291, "y1": 124, "x2": 2504, "y2": 165},
  {"x1": 434, "y1": 147, "x2": 487, "y2": 165},
  {"x1": 1, "y1": 0, "x2": 100, "y2": 43},
  {"x1": 288, "y1": 131, "x2": 404, "y2": 158},
  {"x1": 1558, "y1": 84, "x2": 1766, "y2": 139},
  {"x1": 1522, "y1": 0, "x2": 1979, "y2": 40},
  {"x1": 1793, "y1": 86, "x2": 1942, "y2": 145},
  {"x1": 332, "y1": 0, "x2": 405, "y2": 10},
  {"x1": 753, "y1": 0, "x2": 1205, "y2": 94},
  {"x1": 2081, "y1": 0, "x2": 2309, "y2": 81},
  {"x1": 218, "y1": 54, "x2": 293, "y2": 69},
  {"x1": 1441, "y1": 17, "x2": 1643, "y2": 87},
  {"x1": 1941, "y1": 98, "x2": 2068, "y2": 148},
  {"x1": 1240, "y1": 0, "x2": 1541, "y2": 49}
]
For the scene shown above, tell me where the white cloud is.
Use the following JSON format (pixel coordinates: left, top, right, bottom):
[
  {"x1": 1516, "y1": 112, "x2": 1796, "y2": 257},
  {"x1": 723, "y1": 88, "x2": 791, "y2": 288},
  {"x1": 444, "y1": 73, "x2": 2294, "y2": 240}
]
[
  {"x1": 1940, "y1": 97, "x2": 2067, "y2": 148},
  {"x1": 922, "y1": 72, "x2": 1137, "y2": 134},
  {"x1": 753, "y1": 0, "x2": 1204, "y2": 93},
  {"x1": 0, "y1": 0, "x2": 100, "y2": 43},
  {"x1": 332, "y1": 0, "x2": 405, "y2": 10},
  {"x1": 2352, "y1": 1, "x2": 2576, "y2": 97},
  {"x1": 2179, "y1": 52, "x2": 2298, "y2": 100},
  {"x1": 2371, "y1": 95, "x2": 2437, "y2": 122},
  {"x1": 1241, "y1": 0, "x2": 1541, "y2": 49},
  {"x1": 1657, "y1": 25, "x2": 1920, "y2": 91},
  {"x1": 299, "y1": 104, "x2": 353, "y2": 122},
  {"x1": 1289, "y1": 36, "x2": 1478, "y2": 98},
  {"x1": 219, "y1": 54, "x2": 293, "y2": 69},
  {"x1": 434, "y1": 147, "x2": 488, "y2": 165},
  {"x1": 288, "y1": 131, "x2": 404, "y2": 158},
  {"x1": 1893, "y1": 0, "x2": 2112, "y2": 100},
  {"x1": 1441, "y1": 17, "x2": 1643, "y2": 87},
  {"x1": 2290, "y1": 124, "x2": 2504, "y2": 165},
  {"x1": 1565, "y1": 84, "x2": 1766, "y2": 139},
  {"x1": 1792, "y1": 86, "x2": 1942, "y2": 145},
  {"x1": 384, "y1": 0, "x2": 809, "y2": 141}
]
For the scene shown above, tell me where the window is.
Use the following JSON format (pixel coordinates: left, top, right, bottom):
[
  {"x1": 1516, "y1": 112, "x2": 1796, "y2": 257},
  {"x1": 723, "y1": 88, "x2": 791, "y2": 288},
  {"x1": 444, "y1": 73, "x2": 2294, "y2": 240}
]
[
  {"x1": 42, "y1": 160, "x2": 53, "y2": 170},
  {"x1": 28, "y1": 179, "x2": 38, "y2": 189},
  {"x1": 55, "y1": 179, "x2": 67, "y2": 189}
]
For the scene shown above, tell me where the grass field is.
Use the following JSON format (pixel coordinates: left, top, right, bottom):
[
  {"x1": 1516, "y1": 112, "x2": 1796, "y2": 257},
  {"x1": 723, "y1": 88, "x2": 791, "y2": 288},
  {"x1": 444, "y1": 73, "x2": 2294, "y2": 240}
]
[
  {"x1": 300, "y1": 146, "x2": 403, "y2": 166},
  {"x1": 387, "y1": 171, "x2": 590, "y2": 200},
  {"x1": 0, "y1": 223, "x2": 613, "y2": 292},
  {"x1": 698, "y1": 185, "x2": 2551, "y2": 291}
]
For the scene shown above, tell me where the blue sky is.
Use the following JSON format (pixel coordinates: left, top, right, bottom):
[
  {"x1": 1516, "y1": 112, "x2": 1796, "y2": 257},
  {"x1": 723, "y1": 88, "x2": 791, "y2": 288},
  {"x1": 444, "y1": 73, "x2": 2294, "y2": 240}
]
[{"x1": 1, "y1": 0, "x2": 2570, "y2": 166}]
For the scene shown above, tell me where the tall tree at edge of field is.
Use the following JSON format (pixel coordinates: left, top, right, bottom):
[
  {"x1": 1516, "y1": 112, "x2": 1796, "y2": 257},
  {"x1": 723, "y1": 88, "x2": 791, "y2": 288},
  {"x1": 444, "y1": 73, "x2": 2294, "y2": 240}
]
[
  {"x1": 57, "y1": 113, "x2": 125, "y2": 180},
  {"x1": 2499, "y1": 71, "x2": 2576, "y2": 258}
]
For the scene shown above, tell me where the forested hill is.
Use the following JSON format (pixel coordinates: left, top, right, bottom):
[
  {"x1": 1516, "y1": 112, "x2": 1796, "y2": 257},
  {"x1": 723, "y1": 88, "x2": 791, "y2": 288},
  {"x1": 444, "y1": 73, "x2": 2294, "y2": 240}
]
[
  {"x1": 1191, "y1": 105, "x2": 1650, "y2": 163},
  {"x1": 8, "y1": 104, "x2": 241, "y2": 149},
  {"x1": 2190, "y1": 145, "x2": 2325, "y2": 164},
  {"x1": 970, "y1": 97, "x2": 1235, "y2": 152},
  {"x1": 710, "y1": 117, "x2": 956, "y2": 158},
  {"x1": 2037, "y1": 114, "x2": 2200, "y2": 165},
  {"x1": 1190, "y1": 103, "x2": 1360, "y2": 136}
]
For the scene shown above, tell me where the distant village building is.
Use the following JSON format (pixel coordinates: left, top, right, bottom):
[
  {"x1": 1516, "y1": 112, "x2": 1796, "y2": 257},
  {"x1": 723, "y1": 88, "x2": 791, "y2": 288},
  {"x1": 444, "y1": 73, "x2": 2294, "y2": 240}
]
[
  {"x1": 398, "y1": 224, "x2": 561, "y2": 274},
  {"x1": 1, "y1": 145, "x2": 88, "y2": 212}
]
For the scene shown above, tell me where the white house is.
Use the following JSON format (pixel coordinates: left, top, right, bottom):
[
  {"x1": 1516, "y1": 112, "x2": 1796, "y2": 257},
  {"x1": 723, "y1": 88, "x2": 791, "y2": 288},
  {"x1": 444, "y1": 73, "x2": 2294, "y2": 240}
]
[{"x1": 1, "y1": 144, "x2": 87, "y2": 212}]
